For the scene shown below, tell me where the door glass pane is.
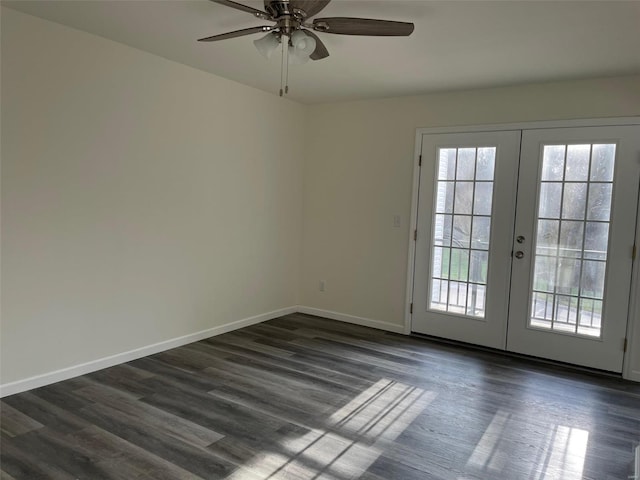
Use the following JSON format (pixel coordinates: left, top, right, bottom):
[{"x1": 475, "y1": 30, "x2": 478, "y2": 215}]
[
  {"x1": 586, "y1": 183, "x2": 612, "y2": 221},
  {"x1": 457, "y1": 149, "x2": 476, "y2": 180},
  {"x1": 430, "y1": 147, "x2": 495, "y2": 318},
  {"x1": 476, "y1": 148, "x2": 495, "y2": 180},
  {"x1": 565, "y1": 145, "x2": 590, "y2": 181},
  {"x1": 533, "y1": 255, "x2": 556, "y2": 292},
  {"x1": 529, "y1": 144, "x2": 616, "y2": 338},
  {"x1": 541, "y1": 145, "x2": 565, "y2": 180},
  {"x1": 452, "y1": 215, "x2": 471, "y2": 248},
  {"x1": 454, "y1": 183, "x2": 474, "y2": 214},
  {"x1": 433, "y1": 214, "x2": 452, "y2": 246},
  {"x1": 471, "y1": 217, "x2": 490, "y2": 249},
  {"x1": 539, "y1": 183, "x2": 562, "y2": 218},
  {"x1": 536, "y1": 219, "x2": 559, "y2": 256},
  {"x1": 473, "y1": 182, "x2": 493, "y2": 215},
  {"x1": 590, "y1": 144, "x2": 615, "y2": 181},
  {"x1": 558, "y1": 221, "x2": 584, "y2": 258},
  {"x1": 584, "y1": 222, "x2": 609, "y2": 260},
  {"x1": 435, "y1": 182, "x2": 455, "y2": 213},
  {"x1": 438, "y1": 149, "x2": 457, "y2": 180},
  {"x1": 561, "y1": 184, "x2": 587, "y2": 220}
]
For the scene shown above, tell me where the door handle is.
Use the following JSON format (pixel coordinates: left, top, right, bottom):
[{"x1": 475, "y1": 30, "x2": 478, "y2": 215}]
[{"x1": 515, "y1": 251, "x2": 524, "y2": 259}]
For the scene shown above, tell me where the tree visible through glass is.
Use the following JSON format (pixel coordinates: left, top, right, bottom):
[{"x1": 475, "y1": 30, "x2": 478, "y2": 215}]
[
  {"x1": 530, "y1": 144, "x2": 615, "y2": 338},
  {"x1": 430, "y1": 147, "x2": 495, "y2": 317}
]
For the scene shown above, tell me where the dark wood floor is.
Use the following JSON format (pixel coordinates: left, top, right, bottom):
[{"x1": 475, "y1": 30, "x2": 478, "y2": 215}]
[{"x1": 2, "y1": 313, "x2": 639, "y2": 479}]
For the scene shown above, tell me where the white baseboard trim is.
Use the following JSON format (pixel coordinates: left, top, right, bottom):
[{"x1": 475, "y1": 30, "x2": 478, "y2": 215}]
[
  {"x1": 1, "y1": 305, "x2": 406, "y2": 397},
  {"x1": 625, "y1": 369, "x2": 640, "y2": 383},
  {"x1": 296, "y1": 306, "x2": 406, "y2": 334},
  {"x1": 0, "y1": 306, "x2": 297, "y2": 398}
]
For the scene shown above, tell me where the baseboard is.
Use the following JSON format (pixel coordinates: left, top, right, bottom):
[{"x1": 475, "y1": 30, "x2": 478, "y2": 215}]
[
  {"x1": 296, "y1": 306, "x2": 406, "y2": 334},
  {"x1": 625, "y1": 369, "x2": 640, "y2": 383},
  {"x1": 0, "y1": 305, "x2": 405, "y2": 397},
  {"x1": 0, "y1": 306, "x2": 297, "y2": 398}
]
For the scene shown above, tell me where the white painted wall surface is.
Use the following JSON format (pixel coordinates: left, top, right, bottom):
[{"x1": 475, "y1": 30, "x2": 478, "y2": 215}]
[
  {"x1": 1, "y1": 8, "x2": 305, "y2": 385},
  {"x1": 300, "y1": 76, "x2": 640, "y2": 370},
  {"x1": 3, "y1": 7, "x2": 640, "y2": 388}
]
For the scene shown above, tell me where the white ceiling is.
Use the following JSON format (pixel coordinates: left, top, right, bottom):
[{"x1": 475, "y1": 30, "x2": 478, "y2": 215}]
[{"x1": 4, "y1": 0, "x2": 640, "y2": 104}]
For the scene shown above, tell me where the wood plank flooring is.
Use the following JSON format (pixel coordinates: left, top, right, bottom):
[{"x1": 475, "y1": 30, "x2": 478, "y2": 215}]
[{"x1": 2, "y1": 313, "x2": 639, "y2": 479}]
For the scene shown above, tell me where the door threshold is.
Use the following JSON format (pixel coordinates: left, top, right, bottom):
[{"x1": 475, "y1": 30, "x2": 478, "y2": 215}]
[{"x1": 410, "y1": 331, "x2": 624, "y2": 380}]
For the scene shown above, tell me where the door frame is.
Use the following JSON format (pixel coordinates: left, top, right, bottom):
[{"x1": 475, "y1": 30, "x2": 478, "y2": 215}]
[
  {"x1": 404, "y1": 117, "x2": 640, "y2": 379},
  {"x1": 624, "y1": 176, "x2": 640, "y2": 382}
]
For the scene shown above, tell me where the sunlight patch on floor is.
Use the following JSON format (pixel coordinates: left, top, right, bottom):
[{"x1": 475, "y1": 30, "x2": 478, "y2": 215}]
[
  {"x1": 466, "y1": 409, "x2": 511, "y2": 472},
  {"x1": 466, "y1": 409, "x2": 589, "y2": 480},
  {"x1": 328, "y1": 378, "x2": 437, "y2": 443},
  {"x1": 532, "y1": 425, "x2": 589, "y2": 480},
  {"x1": 223, "y1": 379, "x2": 435, "y2": 480}
]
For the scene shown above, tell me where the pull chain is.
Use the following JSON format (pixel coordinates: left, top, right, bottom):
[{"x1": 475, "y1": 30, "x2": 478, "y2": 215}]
[
  {"x1": 279, "y1": 35, "x2": 285, "y2": 97},
  {"x1": 284, "y1": 37, "x2": 290, "y2": 95}
]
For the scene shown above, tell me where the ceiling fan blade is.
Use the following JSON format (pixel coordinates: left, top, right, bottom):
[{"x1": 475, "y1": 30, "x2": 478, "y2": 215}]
[
  {"x1": 303, "y1": 30, "x2": 330, "y2": 60},
  {"x1": 198, "y1": 26, "x2": 273, "y2": 42},
  {"x1": 211, "y1": 0, "x2": 271, "y2": 18},
  {"x1": 290, "y1": 0, "x2": 331, "y2": 18},
  {"x1": 313, "y1": 17, "x2": 414, "y2": 36}
]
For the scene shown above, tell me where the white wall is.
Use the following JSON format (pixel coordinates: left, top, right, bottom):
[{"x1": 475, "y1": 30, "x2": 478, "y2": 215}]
[
  {"x1": 1, "y1": 8, "x2": 305, "y2": 387},
  {"x1": 300, "y1": 76, "x2": 640, "y2": 367},
  {"x1": 3, "y1": 8, "x2": 640, "y2": 389}
]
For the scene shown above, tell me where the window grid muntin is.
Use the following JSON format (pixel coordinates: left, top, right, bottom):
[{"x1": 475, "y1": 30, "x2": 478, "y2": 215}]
[
  {"x1": 430, "y1": 147, "x2": 495, "y2": 318},
  {"x1": 530, "y1": 143, "x2": 615, "y2": 338}
]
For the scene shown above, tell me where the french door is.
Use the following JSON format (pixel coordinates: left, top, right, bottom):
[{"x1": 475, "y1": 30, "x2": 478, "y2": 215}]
[
  {"x1": 412, "y1": 131, "x2": 521, "y2": 350},
  {"x1": 412, "y1": 123, "x2": 640, "y2": 372}
]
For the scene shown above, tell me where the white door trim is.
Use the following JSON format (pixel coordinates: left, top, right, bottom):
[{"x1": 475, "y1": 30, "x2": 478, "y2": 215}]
[
  {"x1": 404, "y1": 132, "x2": 424, "y2": 334},
  {"x1": 623, "y1": 177, "x2": 640, "y2": 382},
  {"x1": 413, "y1": 117, "x2": 640, "y2": 137}
]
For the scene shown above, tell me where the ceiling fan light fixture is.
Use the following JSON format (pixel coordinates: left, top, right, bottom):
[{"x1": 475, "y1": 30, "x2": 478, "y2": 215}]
[
  {"x1": 290, "y1": 30, "x2": 316, "y2": 58},
  {"x1": 288, "y1": 45, "x2": 309, "y2": 65},
  {"x1": 253, "y1": 32, "x2": 280, "y2": 59}
]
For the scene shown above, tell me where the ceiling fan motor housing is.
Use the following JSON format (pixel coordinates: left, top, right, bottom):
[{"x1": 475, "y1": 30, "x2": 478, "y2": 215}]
[{"x1": 265, "y1": 1, "x2": 306, "y2": 20}]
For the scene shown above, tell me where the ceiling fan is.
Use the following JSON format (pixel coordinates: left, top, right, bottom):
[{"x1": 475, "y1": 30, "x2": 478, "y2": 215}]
[{"x1": 198, "y1": 0, "x2": 415, "y2": 96}]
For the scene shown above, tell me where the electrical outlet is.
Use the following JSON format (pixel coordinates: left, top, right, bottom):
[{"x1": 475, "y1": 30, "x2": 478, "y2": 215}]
[
  {"x1": 393, "y1": 214, "x2": 401, "y2": 228},
  {"x1": 319, "y1": 280, "x2": 326, "y2": 292}
]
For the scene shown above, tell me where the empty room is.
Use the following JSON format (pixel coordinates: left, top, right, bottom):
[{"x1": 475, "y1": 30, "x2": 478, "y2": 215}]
[{"x1": 2, "y1": 1, "x2": 640, "y2": 479}]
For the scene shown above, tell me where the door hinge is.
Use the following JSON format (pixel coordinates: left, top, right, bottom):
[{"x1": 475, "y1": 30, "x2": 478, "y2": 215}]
[
  {"x1": 410, "y1": 303, "x2": 413, "y2": 314},
  {"x1": 633, "y1": 244, "x2": 637, "y2": 261},
  {"x1": 414, "y1": 229, "x2": 417, "y2": 241},
  {"x1": 418, "y1": 155, "x2": 422, "y2": 167},
  {"x1": 623, "y1": 337, "x2": 628, "y2": 352}
]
